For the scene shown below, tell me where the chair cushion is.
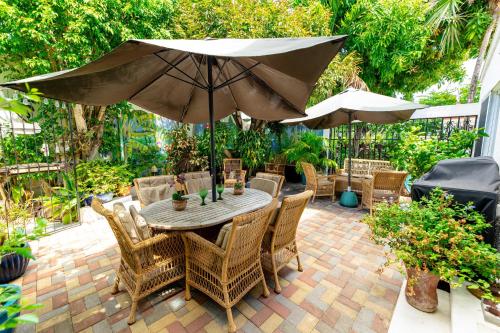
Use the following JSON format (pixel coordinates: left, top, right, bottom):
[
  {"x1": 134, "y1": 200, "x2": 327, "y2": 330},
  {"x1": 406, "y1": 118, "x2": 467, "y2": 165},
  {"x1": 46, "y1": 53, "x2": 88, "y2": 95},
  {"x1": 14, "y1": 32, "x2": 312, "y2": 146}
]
[
  {"x1": 129, "y1": 205, "x2": 151, "y2": 240},
  {"x1": 113, "y1": 203, "x2": 141, "y2": 244},
  {"x1": 139, "y1": 184, "x2": 174, "y2": 206},
  {"x1": 185, "y1": 177, "x2": 212, "y2": 194},
  {"x1": 250, "y1": 178, "x2": 278, "y2": 197},
  {"x1": 215, "y1": 223, "x2": 233, "y2": 250}
]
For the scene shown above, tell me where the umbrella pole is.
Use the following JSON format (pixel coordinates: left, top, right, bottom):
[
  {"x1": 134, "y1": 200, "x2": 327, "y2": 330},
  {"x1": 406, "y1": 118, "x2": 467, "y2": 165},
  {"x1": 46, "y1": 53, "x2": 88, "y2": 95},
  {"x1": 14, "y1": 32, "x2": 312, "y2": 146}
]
[
  {"x1": 347, "y1": 112, "x2": 352, "y2": 191},
  {"x1": 339, "y1": 111, "x2": 358, "y2": 208},
  {"x1": 207, "y1": 55, "x2": 217, "y2": 202}
]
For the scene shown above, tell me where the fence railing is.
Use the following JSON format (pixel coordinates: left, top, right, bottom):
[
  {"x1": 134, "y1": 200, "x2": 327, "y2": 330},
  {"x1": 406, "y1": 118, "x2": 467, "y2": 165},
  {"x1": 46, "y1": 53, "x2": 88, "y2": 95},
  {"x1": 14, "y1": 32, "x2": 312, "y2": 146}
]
[{"x1": 326, "y1": 116, "x2": 477, "y2": 168}]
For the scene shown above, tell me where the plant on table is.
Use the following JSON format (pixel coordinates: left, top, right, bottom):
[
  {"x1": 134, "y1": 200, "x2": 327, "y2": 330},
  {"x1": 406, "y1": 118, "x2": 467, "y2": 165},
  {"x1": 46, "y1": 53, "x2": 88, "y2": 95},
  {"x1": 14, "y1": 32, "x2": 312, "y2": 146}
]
[
  {"x1": 170, "y1": 175, "x2": 188, "y2": 211},
  {"x1": 362, "y1": 188, "x2": 498, "y2": 313},
  {"x1": 233, "y1": 179, "x2": 244, "y2": 195},
  {"x1": 284, "y1": 132, "x2": 337, "y2": 174}
]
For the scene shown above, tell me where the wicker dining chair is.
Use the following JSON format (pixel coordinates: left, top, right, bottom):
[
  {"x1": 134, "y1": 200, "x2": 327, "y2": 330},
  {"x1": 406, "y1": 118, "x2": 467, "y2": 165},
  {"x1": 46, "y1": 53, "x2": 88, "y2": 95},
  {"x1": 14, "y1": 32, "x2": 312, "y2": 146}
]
[
  {"x1": 223, "y1": 158, "x2": 246, "y2": 187},
  {"x1": 249, "y1": 178, "x2": 277, "y2": 198},
  {"x1": 261, "y1": 190, "x2": 313, "y2": 293},
  {"x1": 255, "y1": 172, "x2": 285, "y2": 198},
  {"x1": 183, "y1": 171, "x2": 212, "y2": 194},
  {"x1": 134, "y1": 175, "x2": 176, "y2": 207},
  {"x1": 301, "y1": 162, "x2": 336, "y2": 202},
  {"x1": 361, "y1": 170, "x2": 408, "y2": 214},
  {"x1": 182, "y1": 199, "x2": 278, "y2": 333},
  {"x1": 91, "y1": 199, "x2": 184, "y2": 325}
]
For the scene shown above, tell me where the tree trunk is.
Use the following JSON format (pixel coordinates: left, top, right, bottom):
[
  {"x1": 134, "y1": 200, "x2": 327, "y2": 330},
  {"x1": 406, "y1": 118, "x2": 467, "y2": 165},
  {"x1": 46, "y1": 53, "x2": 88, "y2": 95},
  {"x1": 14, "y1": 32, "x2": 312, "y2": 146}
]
[
  {"x1": 88, "y1": 106, "x2": 107, "y2": 160},
  {"x1": 468, "y1": 9, "x2": 499, "y2": 103}
]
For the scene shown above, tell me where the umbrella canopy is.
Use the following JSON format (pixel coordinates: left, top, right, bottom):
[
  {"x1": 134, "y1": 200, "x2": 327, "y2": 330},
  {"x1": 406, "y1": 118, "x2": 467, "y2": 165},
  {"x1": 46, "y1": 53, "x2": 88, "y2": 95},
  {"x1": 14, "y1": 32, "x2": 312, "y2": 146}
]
[
  {"x1": 282, "y1": 88, "x2": 425, "y2": 129},
  {"x1": 2, "y1": 37, "x2": 346, "y2": 123},
  {"x1": 1, "y1": 37, "x2": 346, "y2": 201},
  {"x1": 282, "y1": 88, "x2": 425, "y2": 207},
  {"x1": 0, "y1": 109, "x2": 41, "y2": 136}
]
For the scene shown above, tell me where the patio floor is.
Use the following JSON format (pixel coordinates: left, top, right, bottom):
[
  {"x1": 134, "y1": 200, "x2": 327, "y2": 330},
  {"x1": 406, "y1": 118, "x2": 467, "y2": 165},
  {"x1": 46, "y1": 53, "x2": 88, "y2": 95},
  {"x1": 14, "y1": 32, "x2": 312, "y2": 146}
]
[{"x1": 15, "y1": 184, "x2": 403, "y2": 333}]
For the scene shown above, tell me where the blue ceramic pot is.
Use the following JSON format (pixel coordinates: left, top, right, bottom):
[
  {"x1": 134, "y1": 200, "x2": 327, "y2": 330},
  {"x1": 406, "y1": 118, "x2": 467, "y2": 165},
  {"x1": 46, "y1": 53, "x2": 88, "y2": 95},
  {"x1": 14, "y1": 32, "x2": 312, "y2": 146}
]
[
  {"x1": 0, "y1": 284, "x2": 21, "y2": 333},
  {"x1": 0, "y1": 244, "x2": 30, "y2": 284},
  {"x1": 96, "y1": 192, "x2": 114, "y2": 203}
]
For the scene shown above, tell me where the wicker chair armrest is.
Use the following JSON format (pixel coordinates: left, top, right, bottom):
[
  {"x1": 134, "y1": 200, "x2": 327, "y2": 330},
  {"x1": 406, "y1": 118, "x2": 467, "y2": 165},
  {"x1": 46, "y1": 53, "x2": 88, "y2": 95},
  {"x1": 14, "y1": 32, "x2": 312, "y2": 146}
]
[
  {"x1": 183, "y1": 232, "x2": 225, "y2": 258},
  {"x1": 362, "y1": 178, "x2": 373, "y2": 195},
  {"x1": 132, "y1": 233, "x2": 174, "y2": 252}
]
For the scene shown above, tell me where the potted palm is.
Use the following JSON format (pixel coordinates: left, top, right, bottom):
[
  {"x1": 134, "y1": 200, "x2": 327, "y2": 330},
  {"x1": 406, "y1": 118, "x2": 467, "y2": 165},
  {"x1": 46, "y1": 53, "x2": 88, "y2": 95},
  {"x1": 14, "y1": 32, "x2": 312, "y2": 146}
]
[
  {"x1": 362, "y1": 188, "x2": 498, "y2": 313},
  {"x1": 284, "y1": 132, "x2": 336, "y2": 184}
]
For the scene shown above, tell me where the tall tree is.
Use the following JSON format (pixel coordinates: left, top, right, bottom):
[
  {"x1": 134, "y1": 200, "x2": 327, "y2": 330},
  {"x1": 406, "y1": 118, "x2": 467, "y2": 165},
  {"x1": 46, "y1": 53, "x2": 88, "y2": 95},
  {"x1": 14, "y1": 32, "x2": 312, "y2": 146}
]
[
  {"x1": 426, "y1": 0, "x2": 498, "y2": 102},
  {"x1": 0, "y1": 0, "x2": 176, "y2": 159},
  {"x1": 339, "y1": 0, "x2": 472, "y2": 96}
]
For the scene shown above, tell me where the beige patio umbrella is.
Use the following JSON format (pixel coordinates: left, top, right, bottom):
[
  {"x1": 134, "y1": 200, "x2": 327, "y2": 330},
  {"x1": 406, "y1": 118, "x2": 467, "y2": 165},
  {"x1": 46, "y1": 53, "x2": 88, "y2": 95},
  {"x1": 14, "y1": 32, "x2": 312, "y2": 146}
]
[
  {"x1": 282, "y1": 88, "x2": 425, "y2": 207},
  {"x1": 2, "y1": 37, "x2": 346, "y2": 201}
]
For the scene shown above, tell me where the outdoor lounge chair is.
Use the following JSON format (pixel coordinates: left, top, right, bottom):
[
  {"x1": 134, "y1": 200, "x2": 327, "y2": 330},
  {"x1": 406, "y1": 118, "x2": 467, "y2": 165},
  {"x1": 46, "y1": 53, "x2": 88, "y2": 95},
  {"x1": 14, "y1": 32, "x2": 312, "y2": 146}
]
[
  {"x1": 134, "y1": 175, "x2": 176, "y2": 207},
  {"x1": 182, "y1": 199, "x2": 278, "y2": 333},
  {"x1": 223, "y1": 158, "x2": 246, "y2": 187},
  {"x1": 301, "y1": 162, "x2": 336, "y2": 202},
  {"x1": 261, "y1": 190, "x2": 313, "y2": 293},
  {"x1": 360, "y1": 170, "x2": 408, "y2": 214},
  {"x1": 254, "y1": 172, "x2": 285, "y2": 198},
  {"x1": 91, "y1": 199, "x2": 184, "y2": 325},
  {"x1": 183, "y1": 171, "x2": 212, "y2": 194}
]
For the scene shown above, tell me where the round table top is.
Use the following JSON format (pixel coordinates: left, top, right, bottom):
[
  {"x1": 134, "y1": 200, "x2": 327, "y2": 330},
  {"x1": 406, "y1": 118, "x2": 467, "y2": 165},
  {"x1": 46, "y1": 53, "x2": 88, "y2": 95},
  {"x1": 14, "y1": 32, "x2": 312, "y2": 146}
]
[{"x1": 139, "y1": 188, "x2": 273, "y2": 231}]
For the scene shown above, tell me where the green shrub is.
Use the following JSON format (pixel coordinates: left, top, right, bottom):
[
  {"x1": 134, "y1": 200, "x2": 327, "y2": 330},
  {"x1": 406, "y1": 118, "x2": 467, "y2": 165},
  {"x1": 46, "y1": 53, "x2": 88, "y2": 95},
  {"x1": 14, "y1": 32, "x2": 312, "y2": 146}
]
[
  {"x1": 76, "y1": 160, "x2": 132, "y2": 196},
  {"x1": 390, "y1": 127, "x2": 487, "y2": 180}
]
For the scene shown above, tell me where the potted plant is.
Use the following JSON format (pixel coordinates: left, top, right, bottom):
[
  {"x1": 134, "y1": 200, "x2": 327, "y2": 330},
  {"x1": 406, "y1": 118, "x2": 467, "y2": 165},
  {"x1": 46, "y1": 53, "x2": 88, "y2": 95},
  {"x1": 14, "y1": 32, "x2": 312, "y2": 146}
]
[
  {"x1": 0, "y1": 218, "x2": 47, "y2": 283},
  {"x1": 362, "y1": 188, "x2": 498, "y2": 313},
  {"x1": 171, "y1": 191, "x2": 188, "y2": 211},
  {"x1": 0, "y1": 284, "x2": 40, "y2": 333},
  {"x1": 233, "y1": 180, "x2": 244, "y2": 195}
]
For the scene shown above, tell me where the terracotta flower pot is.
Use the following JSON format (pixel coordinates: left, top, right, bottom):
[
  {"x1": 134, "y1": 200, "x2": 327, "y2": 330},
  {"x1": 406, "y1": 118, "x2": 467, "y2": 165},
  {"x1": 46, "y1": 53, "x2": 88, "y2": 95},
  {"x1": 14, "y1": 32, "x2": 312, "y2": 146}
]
[
  {"x1": 172, "y1": 199, "x2": 187, "y2": 211},
  {"x1": 405, "y1": 267, "x2": 440, "y2": 313},
  {"x1": 233, "y1": 187, "x2": 244, "y2": 195}
]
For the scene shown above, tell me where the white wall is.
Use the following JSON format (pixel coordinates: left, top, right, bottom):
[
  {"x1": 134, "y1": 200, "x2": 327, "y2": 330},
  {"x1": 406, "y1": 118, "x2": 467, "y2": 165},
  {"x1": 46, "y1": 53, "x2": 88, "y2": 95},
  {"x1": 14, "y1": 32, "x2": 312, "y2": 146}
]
[{"x1": 479, "y1": 26, "x2": 500, "y2": 164}]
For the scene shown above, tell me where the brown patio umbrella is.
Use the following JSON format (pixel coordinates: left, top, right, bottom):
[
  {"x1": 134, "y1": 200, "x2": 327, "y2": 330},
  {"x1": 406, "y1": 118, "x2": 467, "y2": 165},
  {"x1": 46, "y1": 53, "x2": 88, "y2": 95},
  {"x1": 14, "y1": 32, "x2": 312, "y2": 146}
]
[{"x1": 1, "y1": 37, "x2": 347, "y2": 201}]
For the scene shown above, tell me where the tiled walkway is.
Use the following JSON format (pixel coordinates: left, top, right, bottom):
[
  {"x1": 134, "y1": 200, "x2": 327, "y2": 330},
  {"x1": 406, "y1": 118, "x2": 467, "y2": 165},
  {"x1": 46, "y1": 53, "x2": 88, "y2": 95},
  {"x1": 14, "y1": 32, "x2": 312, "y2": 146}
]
[{"x1": 15, "y1": 186, "x2": 402, "y2": 333}]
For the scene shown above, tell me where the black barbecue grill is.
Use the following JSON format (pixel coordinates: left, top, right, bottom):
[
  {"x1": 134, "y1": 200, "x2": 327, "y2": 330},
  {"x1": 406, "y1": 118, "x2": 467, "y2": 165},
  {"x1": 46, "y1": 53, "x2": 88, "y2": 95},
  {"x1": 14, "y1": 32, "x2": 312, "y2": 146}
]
[{"x1": 411, "y1": 156, "x2": 500, "y2": 249}]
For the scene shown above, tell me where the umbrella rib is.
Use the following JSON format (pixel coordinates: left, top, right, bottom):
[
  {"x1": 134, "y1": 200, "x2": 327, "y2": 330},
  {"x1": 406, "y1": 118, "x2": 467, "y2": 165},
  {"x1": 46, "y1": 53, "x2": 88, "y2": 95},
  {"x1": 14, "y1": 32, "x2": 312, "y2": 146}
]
[
  {"x1": 127, "y1": 54, "x2": 191, "y2": 100},
  {"x1": 231, "y1": 59, "x2": 305, "y2": 116},
  {"x1": 189, "y1": 54, "x2": 208, "y2": 86},
  {"x1": 164, "y1": 73, "x2": 207, "y2": 90},
  {"x1": 213, "y1": 62, "x2": 260, "y2": 90},
  {"x1": 179, "y1": 81, "x2": 197, "y2": 122},
  {"x1": 213, "y1": 58, "x2": 229, "y2": 86},
  {"x1": 154, "y1": 53, "x2": 207, "y2": 89},
  {"x1": 214, "y1": 59, "x2": 241, "y2": 112}
]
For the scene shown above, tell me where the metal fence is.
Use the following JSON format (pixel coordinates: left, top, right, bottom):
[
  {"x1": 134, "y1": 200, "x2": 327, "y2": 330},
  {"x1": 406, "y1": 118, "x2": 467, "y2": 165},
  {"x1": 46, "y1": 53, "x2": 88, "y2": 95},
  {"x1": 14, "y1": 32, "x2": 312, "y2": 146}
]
[
  {"x1": 328, "y1": 116, "x2": 477, "y2": 168},
  {"x1": 0, "y1": 104, "x2": 81, "y2": 235}
]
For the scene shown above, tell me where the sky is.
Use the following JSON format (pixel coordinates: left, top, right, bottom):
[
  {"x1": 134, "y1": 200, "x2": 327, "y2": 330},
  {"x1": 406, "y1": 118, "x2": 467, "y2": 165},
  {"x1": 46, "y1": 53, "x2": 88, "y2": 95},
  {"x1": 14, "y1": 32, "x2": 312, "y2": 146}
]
[{"x1": 412, "y1": 58, "x2": 476, "y2": 101}]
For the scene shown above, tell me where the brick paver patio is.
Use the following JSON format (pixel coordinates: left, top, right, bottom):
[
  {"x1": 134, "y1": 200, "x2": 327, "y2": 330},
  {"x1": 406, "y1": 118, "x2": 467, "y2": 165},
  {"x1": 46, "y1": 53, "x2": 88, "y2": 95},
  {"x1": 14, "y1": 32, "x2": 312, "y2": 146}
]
[{"x1": 15, "y1": 185, "x2": 403, "y2": 333}]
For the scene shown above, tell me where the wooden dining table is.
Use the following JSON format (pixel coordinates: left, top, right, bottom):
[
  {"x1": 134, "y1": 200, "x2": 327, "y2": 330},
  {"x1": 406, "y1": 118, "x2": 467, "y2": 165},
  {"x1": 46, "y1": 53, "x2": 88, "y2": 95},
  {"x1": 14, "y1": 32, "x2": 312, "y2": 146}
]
[{"x1": 139, "y1": 188, "x2": 273, "y2": 232}]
